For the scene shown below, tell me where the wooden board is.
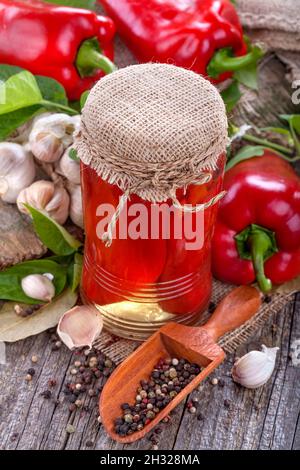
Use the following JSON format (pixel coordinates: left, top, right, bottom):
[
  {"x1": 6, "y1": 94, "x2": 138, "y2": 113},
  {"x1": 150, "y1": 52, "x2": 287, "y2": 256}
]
[{"x1": 0, "y1": 200, "x2": 45, "y2": 270}]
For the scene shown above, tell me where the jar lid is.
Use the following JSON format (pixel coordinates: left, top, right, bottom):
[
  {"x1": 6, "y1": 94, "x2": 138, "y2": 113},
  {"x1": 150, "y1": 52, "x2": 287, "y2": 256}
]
[{"x1": 75, "y1": 63, "x2": 228, "y2": 203}]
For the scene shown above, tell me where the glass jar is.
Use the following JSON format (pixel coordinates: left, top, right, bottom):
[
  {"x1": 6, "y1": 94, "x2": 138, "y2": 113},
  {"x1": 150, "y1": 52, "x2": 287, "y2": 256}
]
[{"x1": 80, "y1": 153, "x2": 226, "y2": 341}]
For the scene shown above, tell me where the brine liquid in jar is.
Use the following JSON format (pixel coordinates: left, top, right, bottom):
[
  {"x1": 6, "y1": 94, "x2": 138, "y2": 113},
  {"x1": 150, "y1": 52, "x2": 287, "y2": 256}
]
[{"x1": 80, "y1": 153, "x2": 226, "y2": 340}]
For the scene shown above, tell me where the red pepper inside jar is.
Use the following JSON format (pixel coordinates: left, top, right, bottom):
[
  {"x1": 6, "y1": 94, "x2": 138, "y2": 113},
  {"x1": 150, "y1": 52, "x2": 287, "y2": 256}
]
[{"x1": 76, "y1": 64, "x2": 228, "y2": 340}]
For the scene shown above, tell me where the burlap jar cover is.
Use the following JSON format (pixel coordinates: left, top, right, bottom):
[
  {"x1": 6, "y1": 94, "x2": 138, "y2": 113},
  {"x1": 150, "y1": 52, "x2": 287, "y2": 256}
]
[{"x1": 75, "y1": 62, "x2": 294, "y2": 363}]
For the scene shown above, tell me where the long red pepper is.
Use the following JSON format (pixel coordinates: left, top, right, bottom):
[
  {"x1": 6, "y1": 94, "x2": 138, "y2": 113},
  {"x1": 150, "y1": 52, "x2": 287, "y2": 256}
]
[
  {"x1": 99, "y1": 0, "x2": 261, "y2": 82},
  {"x1": 212, "y1": 151, "x2": 300, "y2": 293},
  {"x1": 0, "y1": 0, "x2": 116, "y2": 100}
]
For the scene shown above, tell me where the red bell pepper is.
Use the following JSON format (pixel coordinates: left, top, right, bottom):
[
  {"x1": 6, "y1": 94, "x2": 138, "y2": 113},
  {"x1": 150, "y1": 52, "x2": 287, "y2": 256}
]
[
  {"x1": 0, "y1": 0, "x2": 116, "y2": 100},
  {"x1": 99, "y1": 0, "x2": 262, "y2": 83},
  {"x1": 212, "y1": 151, "x2": 300, "y2": 293}
]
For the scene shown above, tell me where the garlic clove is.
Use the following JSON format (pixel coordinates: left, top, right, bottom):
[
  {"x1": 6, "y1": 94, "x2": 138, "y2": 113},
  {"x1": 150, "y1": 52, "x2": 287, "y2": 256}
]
[
  {"x1": 68, "y1": 183, "x2": 84, "y2": 228},
  {"x1": 0, "y1": 143, "x2": 36, "y2": 203},
  {"x1": 0, "y1": 178, "x2": 9, "y2": 198},
  {"x1": 21, "y1": 273, "x2": 55, "y2": 302},
  {"x1": 19, "y1": 180, "x2": 54, "y2": 210},
  {"x1": 232, "y1": 344, "x2": 279, "y2": 389},
  {"x1": 57, "y1": 305, "x2": 103, "y2": 350},
  {"x1": 31, "y1": 132, "x2": 64, "y2": 163},
  {"x1": 55, "y1": 147, "x2": 80, "y2": 184},
  {"x1": 17, "y1": 180, "x2": 70, "y2": 225}
]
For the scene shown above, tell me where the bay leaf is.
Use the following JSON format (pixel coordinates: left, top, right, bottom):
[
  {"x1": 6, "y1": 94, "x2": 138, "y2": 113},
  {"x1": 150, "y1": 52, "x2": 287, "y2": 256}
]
[{"x1": 0, "y1": 288, "x2": 77, "y2": 342}]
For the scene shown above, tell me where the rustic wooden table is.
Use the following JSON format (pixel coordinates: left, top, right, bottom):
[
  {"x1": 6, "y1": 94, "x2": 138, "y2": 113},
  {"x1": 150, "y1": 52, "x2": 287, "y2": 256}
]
[{"x1": 0, "y1": 55, "x2": 299, "y2": 451}]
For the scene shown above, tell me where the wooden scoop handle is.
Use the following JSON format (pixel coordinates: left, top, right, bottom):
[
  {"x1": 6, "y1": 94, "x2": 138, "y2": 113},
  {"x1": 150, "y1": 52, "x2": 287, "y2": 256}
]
[{"x1": 202, "y1": 285, "x2": 262, "y2": 342}]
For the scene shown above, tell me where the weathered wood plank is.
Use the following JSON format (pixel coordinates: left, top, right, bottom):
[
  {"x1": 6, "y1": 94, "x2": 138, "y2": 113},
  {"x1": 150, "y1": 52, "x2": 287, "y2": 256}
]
[
  {"x1": 234, "y1": 54, "x2": 298, "y2": 128},
  {"x1": 172, "y1": 295, "x2": 300, "y2": 450},
  {"x1": 0, "y1": 201, "x2": 45, "y2": 270}
]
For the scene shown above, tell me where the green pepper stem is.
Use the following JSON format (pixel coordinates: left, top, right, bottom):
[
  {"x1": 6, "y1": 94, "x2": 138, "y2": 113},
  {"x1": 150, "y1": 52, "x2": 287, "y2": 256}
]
[
  {"x1": 248, "y1": 230, "x2": 273, "y2": 293},
  {"x1": 76, "y1": 38, "x2": 117, "y2": 78},
  {"x1": 241, "y1": 133, "x2": 294, "y2": 156},
  {"x1": 207, "y1": 46, "x2": 263, "y2": 78}
]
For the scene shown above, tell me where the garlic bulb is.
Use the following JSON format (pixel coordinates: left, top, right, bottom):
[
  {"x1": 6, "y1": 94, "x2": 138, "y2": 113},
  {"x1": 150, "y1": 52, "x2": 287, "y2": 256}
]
[
  {"x1": 68, "y1": 183, "x2": 83, "y2": 228},
  {"x1": 8, "y1": 113, "x2": 52, "y2": 144},
  {"x1": 21, "y1": 273, "x2": 55, "y2": 302},
  {"x1": 29, "y1": 113, "x2": 81, "y2": 163},
  {"x1": 0, "y1": 143, "x2": 36, "y2": 203},
  {"x1": 56, "y1": 147, "x2": 80, "y2": 184},
  {"x1": 17, "y1": 180, "x2": 70, "y2": 225},
  {"x1": 57, "y1": 306, "x2": 103, "y2": 350},
  {"x1": 232, "y1": 344, "x2": 279, "y2": 389}
]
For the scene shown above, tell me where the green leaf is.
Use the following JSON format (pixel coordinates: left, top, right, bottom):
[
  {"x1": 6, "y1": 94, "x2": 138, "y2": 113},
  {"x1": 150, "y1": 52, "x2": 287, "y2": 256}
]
[
  {"x1": 280, "y1": 114, "x2": 300, "y2": 155},
  {"x1": 47, "y1": 254, "x2": 75, "y2": 266},
  {"x1": 0, "y1": 65, "x2": 68, "y2": 106},
  {"x1": 25, "y1": 205, "x2": 82, "y2": 256},
  {"x1": 221, "y1": 81, "x2": 241, "y2": 113},
  {"x1": 0, "y1": 260, "x2": 67, "y2": 304},
  {"x1": 0, "y1": 71, "x2": 42, "y2": 115},
  {"x1": 42, "y1": 0, "x2": 96, "y2": 9},
  {"x1": 0, "y1": 105, "x2": 42, "y2": 141},
  {"x1": 0, "y1": 64, "x2": 23, "y2": 81},
  {"x1": 67, "y1": 253, "x2": 83, "y2": 292},
  {"x1": 226, "y1": 145, "x2": 265, "y2": 170},
  {"x1": 234, "y1": 62, "x2": 258, "y2": 90},
  {"x1": 69, "y1": 148, "x2": 80, "y2": 162},
  {"x1": 68, "y1": 100, "x2": 81, "y2": 114},
  {"x1": 0, "y1": 66, "x2": 77, "y2": 140},
  {"x1": 262, "y1": 126, "x2": 290, "y2": 135},
  {"x1": 80, "y1": 90, "x2": 90, "y2": 110},
  {"x1": 261, "y1": 126, "x2": 294, "y2": 147},
  {"x1": 280, "y1": 114, "x2": 300, "y2": 134},
  {"x1": 35, "y1": 75, "x2": 68, "y2": 106}
]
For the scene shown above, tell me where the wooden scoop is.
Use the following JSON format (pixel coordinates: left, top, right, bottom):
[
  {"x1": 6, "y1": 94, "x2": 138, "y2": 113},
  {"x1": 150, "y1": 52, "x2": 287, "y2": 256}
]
[{"x1": 100, "y1": 285, "x2": 261, "y2": 443}]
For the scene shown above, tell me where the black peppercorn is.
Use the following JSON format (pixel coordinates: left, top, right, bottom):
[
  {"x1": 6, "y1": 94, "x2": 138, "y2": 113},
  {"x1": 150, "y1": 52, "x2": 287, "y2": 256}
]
[
  {"x1": 40, "y1": 390, "x2": 52, "y2": 399},
  {"x1": 218, "y1": 379, "x2": 225, "y2": 388},
  {"x1": 114, "y1": 356, "x2": 202, "y2": 437}
]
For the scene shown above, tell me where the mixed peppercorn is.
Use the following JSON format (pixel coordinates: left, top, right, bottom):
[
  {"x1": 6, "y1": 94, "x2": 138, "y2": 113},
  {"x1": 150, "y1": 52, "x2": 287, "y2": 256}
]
[{"x1": 114, "y1": 357, "x2": 201, "y2": 437}]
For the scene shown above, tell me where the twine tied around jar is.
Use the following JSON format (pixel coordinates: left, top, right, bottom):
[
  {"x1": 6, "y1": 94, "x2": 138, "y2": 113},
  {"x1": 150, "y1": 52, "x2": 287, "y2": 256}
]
[
  {"x1": 100, "y1": 179, "x2": 227, "y2": 247},
  {"x1": 75, "y1": 63, "x2": 228, "y2": 247}
]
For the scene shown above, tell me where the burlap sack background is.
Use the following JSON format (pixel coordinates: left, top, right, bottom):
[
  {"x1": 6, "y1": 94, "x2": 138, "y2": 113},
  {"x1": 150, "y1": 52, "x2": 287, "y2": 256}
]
[
  {"x1": 91, "y1": 19, "x2": 298, "y2": 363},
  {"x1": 237, "y1": 0, "x2": 300, "y2": 81}
]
